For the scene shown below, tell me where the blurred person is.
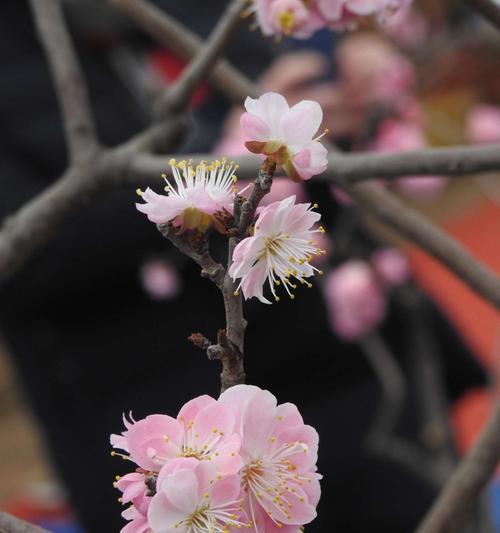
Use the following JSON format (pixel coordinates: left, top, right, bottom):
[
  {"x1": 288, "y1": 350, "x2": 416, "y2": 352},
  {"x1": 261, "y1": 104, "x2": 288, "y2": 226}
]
[{"x1": 0, "y1": 1, "x2": 486, "y2": 532}]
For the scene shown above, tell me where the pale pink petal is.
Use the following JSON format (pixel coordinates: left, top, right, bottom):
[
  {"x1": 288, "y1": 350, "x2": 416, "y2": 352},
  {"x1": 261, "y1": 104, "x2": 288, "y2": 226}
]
[
  {"x1": 240, "y1": 112, "x2": 271, "y2": 141},
  {"x1": 292, "y1": 142, "x2": 328, "y2": 180},
  {"x1": 193, "y1": 402, "x2": 236, "y2": 445},
  {"x1": 157, "y1": 457, "x2": 199, "y2": 490},
  {"x1": 280, "y1": 100, "x2": 323, "y2": 146},
  {"x1": 163, "y1": 468, "x2": 199, "y2": 514},
  {"x1": 136, "y1": 189, "x2": 189, "y2": 224},
  {"x1": 275, "y1": 403, "x2": 304, "y2": 433},
  {"x1": 317, "y1": 0, "x2": 344, "y2": 20},
  {"x1": 177, "y1": 395, "x2": 217, "y2": 426},
  {"x1": 211, "y1": 433, "x2": 243, "y2": 475},
  {"x1": 127, "y1": 415, "x2": 183, "y2": 471},
  {"x1": 240, "y1": 259, "x2": 271, "y2": 304},
  {"x1": 111, "y1": 434, "x2": 129, "y2": 452},
  {"x1": 148, "y1": 492, "x2": 189, "y2": 533},
  {"x1": 209, "y1": 474, "x2": 242, "y2": 508},
  {"x1": 246, "y1": 93, "x2": 290, "y2": 131}
]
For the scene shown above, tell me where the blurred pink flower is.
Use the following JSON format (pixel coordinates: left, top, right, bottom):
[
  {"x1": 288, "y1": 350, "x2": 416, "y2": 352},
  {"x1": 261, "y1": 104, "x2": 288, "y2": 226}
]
[
  {"x1": 324, "y1": 260, "x2": 386, "y2": 340},
  {"x1": 466, "y1": 104, "x2": 500, "y2": 145},
  {"x1": 136, "y1": 159, "x2": 236, "y2": 233},
  {"x1": 384, "y1": 2, "x2": 428, "y2": 47},
  {"x1": 330, "y1": 185, "x2": 353, "y2": 206},
  {"x1": 318, "y1": 0, "x2": 410, "y2": 30},
  {"x1": 241, "y1": 92, "x2": 328, "y2": 181},
  {"x1": 148, "y1": 459, "x2": 248, "y2": 533},
  {"x1": 336, "y1": 34, "x2": 416, "y2": 108},
  {"x1": 219, "y1": 385, "x2": 321, "y2": 532},
  {"x1": 110, "y1": 395, "x2": 243, "y2": 475},
  {"x1": 255, "y1": 0, "x2": 326, "y2": 38},
  {"x1": 258, "y1": 177, "x2": 307, "y2": 205},
  {"x1": 229, "y1": 196, "x2": 323, "y2": 303},
  {"x1": 373, "y1": 119, "x2": 448, "y2": 199},
  {"x1": 371, "y1": 247, "x2": 410, "y2": 287},
  {"x1": 140, "y1": 259, "x2": 181, "y2": 301}
]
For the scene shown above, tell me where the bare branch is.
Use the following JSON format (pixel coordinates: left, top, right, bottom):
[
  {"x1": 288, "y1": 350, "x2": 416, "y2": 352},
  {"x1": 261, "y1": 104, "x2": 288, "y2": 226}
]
[
  {"x1": 29, "y1": 0, "x2": 98, "y2": 164},
  {"x1": 416, "y1": 404, "x2": 500, "y2": 533},
  {"x1": 359, "y1": 332, "x2": 437, "y2": 485},
  {"x1": 465, "y1": 0, "x2": 500, "y2": 31},
  {"x1": 338, "y1": 180, "x2": 500, "y2": 309},
  {"x1": 109, "y1": 0, "x2": 257, "y2": 103},
  {"x1": 131, "y1": 143, "x2": 500, "y2": 187},
  {"x1": 0, "y1": 511, "x2": 50, "y2": 533},
  {"x1": 159, "y1": 0, "x2": 247, "y2": 114},
  {"x1": 0, "y1": 113, "x2": 187, "y2": 282},
  {"x1": 399, "y1": 287, "x2": 457, "y2": 485},
  {"x1": 156, "y1": 225, "x2": 226, "y2": 287}
]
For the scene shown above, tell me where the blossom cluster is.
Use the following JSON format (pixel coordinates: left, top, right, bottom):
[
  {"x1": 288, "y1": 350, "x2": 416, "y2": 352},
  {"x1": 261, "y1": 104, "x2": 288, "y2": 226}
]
[
  {"x1": 111, "y1": 385, "x2": 321, "y2": 533},
  {"x1": 136, "y1": 93, "x2": 328, "y2": 304},
  {"x1": 253, "y1": 0, "x2": 411, "y2": 39}
]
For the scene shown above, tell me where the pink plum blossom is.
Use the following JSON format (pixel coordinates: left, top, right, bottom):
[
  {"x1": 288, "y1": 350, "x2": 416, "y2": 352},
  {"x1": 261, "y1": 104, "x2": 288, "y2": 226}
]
[
  {"x1": 371, "y1": 247, "x2": 410, "y2": 287},
  {"x1": 336, "y1": 34, "x2": 416, "y2": 108},
  {"x1": 384, "y1": 2, "x2": 428, "y2": 47},
  {"x1": 324, "y1": 260, "x2": 386, "y2": 340},
  {"x1": 240, "y1": 92, "x2": 328, "y2": 181},
  {"x1": 373, "y1": 119, "x2": 447, "y2": 199},
  {"x1": 111, "y1": 395, "x2": 243, "y2": 475},
  {"x1": 255, "y1": 0, "x2": 326, "y2": 38},
  {"x1": 136, "y1": 159, "x2": 237, "y2": 233},
  {"x1": 318, "y1": 0, "x2": 410, "y2": 30},
  {"x1": 229, "y1": 196, "x2": 325, "y2": 303},
  {"x1": 139, "y1": 259, "x2": 181, "y2": 301},
  {"x1": 466, "y1": 104, "x2": 500, "y2": 145},
  {"x1": 121, "y1": 499, "x2": 151, "y2": 533},
  {"x1": 219, "y1": 385, "x2": 321, "y2": 532},
  {"x1": 148, "y1": 459, "x2": 249, "y2": 533}
]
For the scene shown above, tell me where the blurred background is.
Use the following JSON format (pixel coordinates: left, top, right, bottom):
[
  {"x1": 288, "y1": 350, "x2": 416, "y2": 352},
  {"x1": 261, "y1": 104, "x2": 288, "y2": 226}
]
[{"x1": 1, "y1": 0, "x2": 500, "y2": 532}]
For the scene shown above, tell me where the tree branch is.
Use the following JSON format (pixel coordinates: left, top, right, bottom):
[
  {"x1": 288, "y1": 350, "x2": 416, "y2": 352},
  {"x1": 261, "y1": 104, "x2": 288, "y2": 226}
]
[
  {"x1": 338, "y1": 180, "x2": 500, "y2": 309},
  {"x1": 131, "y1": 143, "x2": 500, "y2": 186},
  {"x1": 29, "y1": 0, "x2": 98, "y2": 164},
  {"x1": 108, "y1": 0, "x2": 257, "y2": 103},
  {"x1": 159, "y1": 0, "x2": 247, "y2": 115},
  {"x1": 416, "y1": 403, "x2": 500, "y2": 533},
  {"x1": 465, "y1": 0, "x2": 500, "y2": 32},
  {"x1": 359, "y1": 332, "x2": 437, "y2": 485},
  {"x1": 0, "y1": 511, "x2": 50, "y2": 533}
]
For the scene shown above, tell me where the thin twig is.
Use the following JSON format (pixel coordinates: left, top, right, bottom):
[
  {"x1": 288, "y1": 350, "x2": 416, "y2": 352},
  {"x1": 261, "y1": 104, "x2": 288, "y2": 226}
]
[
  {"x1": 359, "y1": 332, "x2": 435, "y2": 485},
  {"x1": 108, "y1": 0, "x2": 257, "y2": 103},
  {"x1": 399, "y1": 287, "x2": 457, "y2": 485},
  {"x1": 416, "y1": 403, "x2": 500, "y2": 533},
  {"x1": 159, "y1": 0, "x2": 247, "y2": 115},
  {"x1": 465, "y1": 0, "x2": 500, "y2": 31},
  {"x1": 339, "y1": 180, "x2": 500, "y2": 309},
  {"x1": 29, "y1": 0, "x2": 98, "y2": 164}
]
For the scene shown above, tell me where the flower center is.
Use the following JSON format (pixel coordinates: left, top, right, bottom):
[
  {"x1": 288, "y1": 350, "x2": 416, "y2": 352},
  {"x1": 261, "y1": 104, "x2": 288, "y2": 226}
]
[
  {"x1": 241, "y1": 442, "x2": 312, "y2": 528},
  {"x1": 278, "y1": 11, "x2": 296, "y2": 34}
]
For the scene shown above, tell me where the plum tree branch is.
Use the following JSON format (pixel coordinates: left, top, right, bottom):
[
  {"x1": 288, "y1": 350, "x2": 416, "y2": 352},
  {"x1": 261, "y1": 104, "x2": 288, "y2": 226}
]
[
  {"x1": 0, "y1": 512, "x2": 49, "y2": 533},
  {"x1": 108, "y1": 0, "x2": 257, "y2": 102},
  {"x1": 132, "y1": 143, "x2": 500, "y2": 184},
  {"x1": 416, "y1": 403, "x2": 500, "y2": 533},
  {"x1": 158, "y1": 0, "x2": 247, "y2": 114},
  {"x1": 29, "y1": 0, "x2": 98, "y2": 164},
  {"x1": 465, "y1": 0, "x2": 500, "y2": 31}
]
